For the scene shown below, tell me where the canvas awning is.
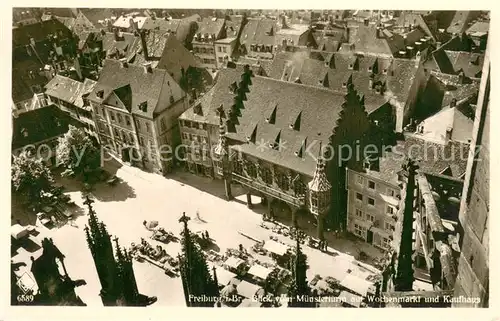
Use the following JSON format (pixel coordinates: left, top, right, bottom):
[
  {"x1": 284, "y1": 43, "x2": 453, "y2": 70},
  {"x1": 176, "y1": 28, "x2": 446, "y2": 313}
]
[
  {"x1": 11, "y1": 224, "x2": 29, "y2": 240},
  {"x1": 339, "y1": 291, "x2": 363, "y2": 307},
  {"x1": 340, "y1": 274, "x2": 372, "y2": 297},
  {"x1": 224, "y1": 256, "x2": 245, "y2": 270},
  {"x1": 263, "y1": 240, "x2": 289, "y2": 256},
  {"x1": 214, "y1": 267, "x2": 237, "y2": 286},
  {"x1": 236, "y1": 281, "x2": 262, "y2": 299},
  {"x1": 247, "y1": 264, "x2": 273, "y2": 280}
]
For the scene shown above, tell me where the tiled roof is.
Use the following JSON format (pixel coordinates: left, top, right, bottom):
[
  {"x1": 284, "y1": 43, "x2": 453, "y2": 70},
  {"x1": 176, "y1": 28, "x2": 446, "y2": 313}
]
[
  {"x1": 194, "y1": 18, "x2": 225, "y2": 38},
  {"x1": 416, "y1": 107, "x2": 474, "y2": 144},
  {"x1": 181, "y1": 68, "x2": 352, "y2": 176},
  {"x1": 225, "y1": 15, "x2": 244, "y2": 38},
  {"x1": 75, "y1": 78, "x2": 97, "y2": 108},
  {"x1": 267, "y1": 51, "x2": 419, "y2": 107},
  {"x1": 12, "y1": 19, "x2": 73, "y2": 47},
  {"x1": 12, "y1": 59, "x2": 49, "y2": 103},
  {"x1": 239, "y1": 18, "x2": 279, "y2": 52},
  {"x1": 140, "y1": 17, "x2": 181, "y2": 32},
  {"x1": 102, "y1": 31, "x2": 140, "y2": 58},
  {"x1": 88, "y1": 59, "x2": 184, "y2": 119},
  {"x1": 395, "y1": 13, "x2": 435, "y2": 41},
  {"x1": 348, "y1": 23, "x2": 407, "y2": 56},
  {"x1": 77, "y1": 8, "x2": 117, "y2": 28},
  {"x1": 70, "y1": 12, "x2": 97, "y2": 37},
  {"x1": 156, "y1": 33, "x2": 203, "y2": 84},
  {"x1": 444, "y1": 51, "x2": 484, "y2": 78},
  {"x1": 446, "y1": 11, "x2": 482, "y2": 35},
  {"x1": 465, "y1": 21, "x2": 489, "y2": 36},
  {"x1": 12, "y1": 104, "x2": 80, "y2": 150},
  {"x1": 113, "y1": 15, "x2": 148, "y2": 29},
  {"x1": 44, "y1": 75, "x2": 83, "y2": 104},
  {"x1": 366, "y1": 135, "x2": 469, "y2": 183},
  {"x1": 426, "y1": 49, "x2": 484, "y2": 78}
]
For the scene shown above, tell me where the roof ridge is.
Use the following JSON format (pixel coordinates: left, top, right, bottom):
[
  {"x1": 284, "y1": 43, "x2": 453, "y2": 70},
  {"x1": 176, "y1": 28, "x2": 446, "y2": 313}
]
[{"x1": 252, "y1": 73, "x2": 343, "y2": 94}]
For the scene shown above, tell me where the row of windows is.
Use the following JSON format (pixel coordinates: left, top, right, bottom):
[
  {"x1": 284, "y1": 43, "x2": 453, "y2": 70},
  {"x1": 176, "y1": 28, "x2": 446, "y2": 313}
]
[
  {"x1": 182, "y1": 132, "x2": 208, "y2": 144},
  {"x1": 354, "y1": 208, "x2": 395, "y2": 231},
  {"x1": 203, "y1": 58, "x2": 216, "y2": 65},
  {"x1": 217, "y1": 46, "x2": 228, "y2": 53},
  {"x1": 193, "y1": 47, "x2": 215, "y2": 55},
  {"x1": 356, "y1": 174, "x2": 396, "y2": 197},
  {"x1": 180, "y1": 120, "x2": 207, "y2": 130},
  {"x1": 356, "y1": 192, "x2": 376, "y2": 206}
]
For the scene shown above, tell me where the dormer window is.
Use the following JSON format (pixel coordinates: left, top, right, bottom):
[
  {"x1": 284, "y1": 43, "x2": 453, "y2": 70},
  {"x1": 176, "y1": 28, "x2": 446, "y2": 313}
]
[
  {"x1": 383, "y1": 69, "x2": 387, "y2": 74},
  {"x1": 96, "y1": 90, "x2": 104, "y2": 98},
  {"x1": 21, "y1": 128, "x2": 28, "y2": 137},
  {"x1": 368, "y1": 66, "x2": 372, "y2": 72},
  {"x1": 342, "y1": 82, "x2": 347, "y2": 88},
  {"x1": 265, "y1": 118, "x2": 270, "y2": 123},
  {"x1": 139, "y1": 101, "x2": 148, "y2": 112},
  {"x1": 348, "y1": 64, "x2": 353, "y2": 70}
]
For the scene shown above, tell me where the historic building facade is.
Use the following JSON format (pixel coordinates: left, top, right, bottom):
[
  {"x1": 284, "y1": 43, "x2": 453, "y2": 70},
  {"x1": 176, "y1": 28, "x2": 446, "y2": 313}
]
[
  {"x1": 88, "y1": 59, "x2": 188, "y2": 174},
  {"x1": 179, "y1": 66, "x2": 372, "y2": 239}
]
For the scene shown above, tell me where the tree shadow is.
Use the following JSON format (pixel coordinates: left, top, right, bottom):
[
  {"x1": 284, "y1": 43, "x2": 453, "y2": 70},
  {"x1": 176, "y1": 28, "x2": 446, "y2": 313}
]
[{"x1": 85, "y1": 180, "x2": 136, "y2": 202}]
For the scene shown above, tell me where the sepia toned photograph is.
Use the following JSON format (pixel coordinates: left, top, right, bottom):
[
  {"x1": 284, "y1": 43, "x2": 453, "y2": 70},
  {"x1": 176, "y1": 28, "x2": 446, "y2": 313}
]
[{"x1": 10, "y1": 7, "x2": 489, "y2": 309}]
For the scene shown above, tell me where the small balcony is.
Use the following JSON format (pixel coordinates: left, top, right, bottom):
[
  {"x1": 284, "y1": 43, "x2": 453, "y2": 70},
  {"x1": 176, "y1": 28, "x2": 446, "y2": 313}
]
[{"x1": 232, "y1": 172, "x2": 306, "y2": 208}]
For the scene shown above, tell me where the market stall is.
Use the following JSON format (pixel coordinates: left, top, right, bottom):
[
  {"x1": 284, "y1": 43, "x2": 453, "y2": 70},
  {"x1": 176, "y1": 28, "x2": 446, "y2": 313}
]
[
  {"x1": 236, "y1": 280, "x2": 263, "y2": 299},
  {"x1": 263, "y1": 240, "x2": 289, "y2": 257},
  {"x1": 11, "y1": 224, "x2": 29, "y2": 240},
  {"x1": 247, "y1": 264, "x2": 273, "y2": 282},
  {"x1": 339, "y1": 274, "x2": 372, "y2": 297},
  {"x1": 224, "y1": 256, "x2": 247, "y2": 275},
  {"x1": 213, "y1": 267, "x2": 238, "y2": 286}
]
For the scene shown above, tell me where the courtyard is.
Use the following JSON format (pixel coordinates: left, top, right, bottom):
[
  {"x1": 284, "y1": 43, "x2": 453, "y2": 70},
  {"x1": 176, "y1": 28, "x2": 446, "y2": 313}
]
[{"x1": 12, "y1": 158, "x2": 392, "y2": 307}]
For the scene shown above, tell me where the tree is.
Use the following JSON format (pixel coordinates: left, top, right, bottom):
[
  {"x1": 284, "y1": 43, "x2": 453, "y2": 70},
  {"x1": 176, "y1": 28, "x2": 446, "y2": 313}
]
[
  {"x1": 178, "y1": 213, "x2": 218, "y2": 307},
  {"x1": 288, "y1": 232, "x2": 316, "y2": 307},
  {"x1": 56, "y1": 125, "x2": 100, "y2": 181},
  {"x1": 12, "y1": 151, "x2": 54, "y2": 203}
]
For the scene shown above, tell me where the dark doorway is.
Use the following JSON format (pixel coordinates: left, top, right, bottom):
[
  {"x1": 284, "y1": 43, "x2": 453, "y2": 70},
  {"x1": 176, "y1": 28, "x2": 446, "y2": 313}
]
[
  {"x1": 121, "y1": 147, "x2": 131, "y2": 163},
  {"x1": 367, "y1": 230, "x2": 374, "y2": 244},
  {"x1": 196, "y1": 164, "x2": 203, "y2": 175}
]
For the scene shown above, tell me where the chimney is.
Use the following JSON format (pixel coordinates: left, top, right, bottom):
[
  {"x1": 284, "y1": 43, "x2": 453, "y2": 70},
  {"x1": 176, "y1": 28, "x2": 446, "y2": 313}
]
[
  {"x1": 450, "y1": 98, "x2": 457, "y2": 107},
  {"x1": 143, "y1": 62, "x2": 153, "y2": 73},
  {"x1": 446, "y1": 127, "x2": 453, "y2": 141},
  {"x1": 364, "y1": 18, "x2": 369, "y2": 26},
  {"x1": 281, "y1": 15, "x2": 288, "y2": 29},
  {"x1": 119, "y1": 58, "x2": 128, "y2": 68},
  {"x1": 140, "y1": 30, "x2": 149, "y2": 59},
  {"x1": 129, "y1": 17, "x2": 135, "y2": 31},
  {"x1": 458, "y1": 71, "x2": 465, "y2": 84},
  {"x1": 376, "y1": 26, "x2": 383, "y2": 38},
  {"x1": 414, "y1": 41, "x2": 422, "y2": 51},
  {"x1": 100, "y1": 28, "x2": 106, "y2": 36},
  {"x1": 406, "y1": 46, "x2": 414, "y2": 57},
  {"x1": 113, "y1": 28, "x2": 120, "y2": 41},
  {"x1": 368, "y1": 75, "x2": 374, "y2": 89},
  {"x1": 29, "y1": 37, "x2": 36, "y2": 47},
  {"x1": 191, "y1": 88, "x2": 197, "y2": 101}
]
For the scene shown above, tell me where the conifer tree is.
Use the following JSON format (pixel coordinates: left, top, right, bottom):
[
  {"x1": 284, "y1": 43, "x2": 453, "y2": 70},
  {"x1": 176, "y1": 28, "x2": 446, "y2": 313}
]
[
  {"x1": 288, "y1": 232, "x2": 315, "y2": 307},
  {"x1": 178, "y1": 212, "x2": 218, "y2": 307}
]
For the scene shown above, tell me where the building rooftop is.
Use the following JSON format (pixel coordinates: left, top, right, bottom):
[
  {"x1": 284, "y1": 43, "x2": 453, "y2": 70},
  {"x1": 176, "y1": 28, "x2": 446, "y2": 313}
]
[
  {"x1": 102, "y1": 31, "x2": 140, "y2": 59},
  {"x1": 181, "y1": 68, "x2": 358, "y2": 176},
  {"x1": 425, "y1": 49, "x2": 484, "y2": 78},
  {"x1": 465, "y1": 21, "x2": 489, "y2": 36},
  {"x1": 12, "y1": 19, "x2": 73, "y2": 48},
  {"x1": 446, "y1": 11, "x2": 482, "y2": 35},
  {"x1": 239, "y1": 18, "x2": 279, "y2": 52},
  {"x1": 88, "y1": 59, "x2": 184, "y2": 119},
  {"x1": 12, "y1": 104, "x2": 80, "y2": 150},
  {"x1": 193, "y1": 17, "x2": 225, "y2": 40},
  {"x1": 268, "y1": 51, "x2": 419, "y2": 107},
  {"x1": 44, "y1": 75, "x2": 84, "y2": 104}
]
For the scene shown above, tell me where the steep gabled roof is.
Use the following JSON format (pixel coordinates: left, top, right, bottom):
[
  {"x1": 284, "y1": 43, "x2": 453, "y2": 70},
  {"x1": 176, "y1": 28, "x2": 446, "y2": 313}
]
[
  {"x1": 89, "y1": 59, "x2": 184, "y2": 118},
  {"x1": 180, "y1": 68, "x2": 350, "y2": 176}
]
